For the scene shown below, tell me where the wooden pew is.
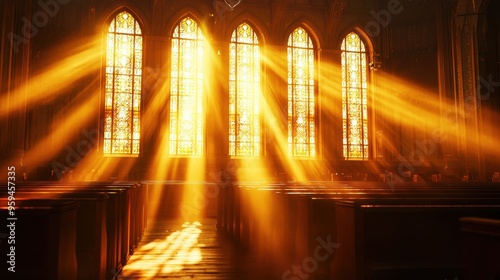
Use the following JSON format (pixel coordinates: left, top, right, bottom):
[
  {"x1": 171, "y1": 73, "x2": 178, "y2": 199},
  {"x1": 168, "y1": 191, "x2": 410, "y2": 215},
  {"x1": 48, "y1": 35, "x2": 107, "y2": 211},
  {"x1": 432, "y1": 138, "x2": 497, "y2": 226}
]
[
  {"x1": 229, "y1": 182, "x2": 500, "y2": 279},
  {"x1": 15, "y1": 181, "x2": 146, "y2": 260},
  {"x1": 460, "y1": 216, "x2": 500, "y2": 280},
  {"x1": 332, "y1": 197, "x2": 500, "y2": 280},
  {"x1": 231, "y1": 184, "x2": 353, "y2": 277},
  {"x1": 289, "y1": 186, "x2": 500, "y2": 279},
  {"x1": 29, "y1": 182, "x2": 144, "y2": 246},
  {"x1": 9, "y1": 192, "x2": 109, "y2": 280},
  {"x1": 133, "y1": 183, "x2": 147, "y2": 253},
  {"x1": 0, "y1": 199, "x2": 80, "y2": 280},
  {"x1": 22, "y1": 185, "x2": 127, "y2": 278},
  {"x1": 10, "y1": 181, "x2": 143, "y2": 280},
  {"x1": 225, "y1": 181, "x2": 486, "y2": 243}
]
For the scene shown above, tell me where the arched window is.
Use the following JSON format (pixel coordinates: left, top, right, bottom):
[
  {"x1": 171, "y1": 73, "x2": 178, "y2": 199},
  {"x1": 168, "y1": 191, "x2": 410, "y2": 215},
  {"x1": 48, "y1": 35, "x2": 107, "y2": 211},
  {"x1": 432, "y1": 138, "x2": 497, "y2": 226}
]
[
  {"x1": 104, "y1": 11, "x2": 142, "y2": 155},
  {"x1": 341, "y1": 32, "x2": 368, "y2": 160},
  {"x1": 169, "y1": 17, "x2": 205, "y2": 156},
  {"x1": 287, "y1": 27, "x2": 316, "y2": 157},
  {"x1": 229, "y1": 22, "x2": 261, "y2": 157}
]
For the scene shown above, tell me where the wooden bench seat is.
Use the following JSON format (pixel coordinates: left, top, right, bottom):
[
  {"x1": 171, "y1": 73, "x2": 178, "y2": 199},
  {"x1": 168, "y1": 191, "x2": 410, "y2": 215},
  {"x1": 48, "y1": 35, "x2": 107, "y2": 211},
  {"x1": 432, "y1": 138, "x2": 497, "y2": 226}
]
[
  {"x1": 332, "y1": 198, "x2": 500, "y2": 280},
  {"x1": 222, "y1": 182, "x2": 500, "y2": 279},
  {"x1": 15, "y1": 181, "x2": 145, "y2": 260},
  {"x1": 460, "y1": 216, "x2": 500, "y2": 280},
  {"x1": 8, "y1": 192, "x2": 109, "y2": 280},
  {"x1": 0, "y1": 199, "x2": 80, "y2": 280},
  {"x1": 7, "y1": 181, "x2": 143, "y2": 280},
  {"x1": 15, "y1": 186, "x2": 127, "y2": 279}
]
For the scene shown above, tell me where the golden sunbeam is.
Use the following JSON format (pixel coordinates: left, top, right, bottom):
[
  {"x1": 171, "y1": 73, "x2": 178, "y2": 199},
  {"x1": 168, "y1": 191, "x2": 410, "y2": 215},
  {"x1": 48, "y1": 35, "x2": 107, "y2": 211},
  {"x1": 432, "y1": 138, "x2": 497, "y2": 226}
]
[
  {"x1": 260, "y1": 49, "x2": 319, "y2": 182},
  {"x1": 371, "y1": 70, "x2": 500, "y2": 161},
  {"x1": 137, "y1": 60, "x2": 174, "y2": 221},
  {"x1": 182, "y1": 159, "x2": 207, "y2": 217},
  {"x1": 74, "y1": 151, "x2": 140, "y2": 181},
  {"x1": 1, "y1": 37, "x2": 102, "y2": 118},
  {"x1": 205, "y1": 42, "x2": 229, "y2": 132},
  {"x1": 18, "y1": 84, "x2": 100, "y2": 173}
]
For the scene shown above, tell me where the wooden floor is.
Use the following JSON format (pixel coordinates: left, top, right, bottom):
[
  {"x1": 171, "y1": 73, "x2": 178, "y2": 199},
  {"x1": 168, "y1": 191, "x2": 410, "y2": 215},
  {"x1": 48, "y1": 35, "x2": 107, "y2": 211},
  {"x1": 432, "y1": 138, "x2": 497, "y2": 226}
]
[{"x1": 117, "y1": 218, "x2": 277, "y2": 280}]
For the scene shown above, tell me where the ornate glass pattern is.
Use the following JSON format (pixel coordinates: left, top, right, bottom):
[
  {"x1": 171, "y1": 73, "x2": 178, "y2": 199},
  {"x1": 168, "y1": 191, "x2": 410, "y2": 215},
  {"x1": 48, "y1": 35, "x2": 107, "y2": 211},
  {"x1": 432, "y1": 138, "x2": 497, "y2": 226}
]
[
  {"x1": 287, "y1": 27, "x2": 316, "y2": 157},
  {"x1": 169, "y1": 17, "x2": 205, "y2": 156},
  {"x1": 341, "y1": 32, "x2": 368, "y2": 159},
  {"x1": 104, "y1": 11, "x2": 142, "y2": 155},
  {"x1": 229, "y1": 23, "x2": 261, "y2": 157}
]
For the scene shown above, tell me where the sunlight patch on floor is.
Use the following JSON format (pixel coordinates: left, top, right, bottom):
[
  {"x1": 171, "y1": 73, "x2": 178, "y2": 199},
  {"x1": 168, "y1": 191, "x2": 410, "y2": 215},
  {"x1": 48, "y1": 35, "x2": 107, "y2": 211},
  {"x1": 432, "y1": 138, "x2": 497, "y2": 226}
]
[{"x1": 119, "y1": 221, "x2": 202, "y2": 279}]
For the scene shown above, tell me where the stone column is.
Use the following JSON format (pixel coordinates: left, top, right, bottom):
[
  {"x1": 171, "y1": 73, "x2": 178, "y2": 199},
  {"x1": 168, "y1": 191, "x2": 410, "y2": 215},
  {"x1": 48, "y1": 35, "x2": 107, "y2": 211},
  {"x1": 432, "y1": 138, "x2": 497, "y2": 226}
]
[
  {"x1": 262, "y1": 43, "x2": 287, "y2": 172},
  {"x1": 453, "y1": 0, "x2": 486, "y2": 180},
  {"x1": 318, "y1": 48, "x2": 343, "y2": 161},
  {"x1": 205, "y1": 40, "x2": 229, "y2": 172},
  {"x1": 436, "y1": 0, "x2": 458, "y2": 158},
  {"x1": 3, "y1": 0, "x2": 32, "y2": 166}
]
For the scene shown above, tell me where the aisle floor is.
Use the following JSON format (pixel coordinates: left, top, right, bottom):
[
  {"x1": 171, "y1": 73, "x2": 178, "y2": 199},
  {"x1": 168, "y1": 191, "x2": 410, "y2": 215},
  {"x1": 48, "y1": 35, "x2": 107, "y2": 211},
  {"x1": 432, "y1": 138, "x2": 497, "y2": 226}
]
[{"x1": 117, "y1": 218, "x2": 278, "y2": 280}]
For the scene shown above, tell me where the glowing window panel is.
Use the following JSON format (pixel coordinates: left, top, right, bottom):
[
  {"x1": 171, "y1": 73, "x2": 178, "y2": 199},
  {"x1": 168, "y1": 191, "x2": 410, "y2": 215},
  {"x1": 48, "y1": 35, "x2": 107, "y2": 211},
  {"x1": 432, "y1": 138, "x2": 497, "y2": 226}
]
[
  {"x1": 341, "y1": 32, "x2": 368, "y2": 160},
  {"x1": 287, "y1": 27, "x2": 316, "y2": 157},
  {"x1": 229, "y1": 23, "x2": 261, "y2": 157},
  {"x1": 170, "y1": 17, "x2": 205, "y2": 156},
  {"x1": 104, "y1": 11, "x2": 142, "y2": 155}
]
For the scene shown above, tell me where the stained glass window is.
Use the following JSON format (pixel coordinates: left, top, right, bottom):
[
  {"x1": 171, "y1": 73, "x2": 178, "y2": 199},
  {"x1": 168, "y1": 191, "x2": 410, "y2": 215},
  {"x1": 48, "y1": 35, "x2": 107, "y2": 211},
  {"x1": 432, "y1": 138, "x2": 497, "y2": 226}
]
[
  {"x1": 341, "y1": 32, "x2": 368, "y2": 159},
  {"x1": 104, "y1": 11, "x2": 142, "y2": 155},
  {"x1": 229, "y1": 23, "x2": 261, "y2": 157},
  {"x1": 287, "y1": 27, "x2": 316, "y2": 157},
  {"x1": 170, "y1": 17, "x2": 205, "y2": 156}
]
